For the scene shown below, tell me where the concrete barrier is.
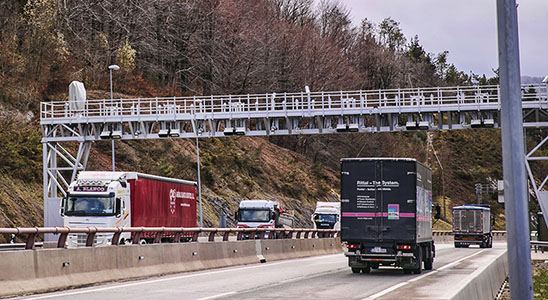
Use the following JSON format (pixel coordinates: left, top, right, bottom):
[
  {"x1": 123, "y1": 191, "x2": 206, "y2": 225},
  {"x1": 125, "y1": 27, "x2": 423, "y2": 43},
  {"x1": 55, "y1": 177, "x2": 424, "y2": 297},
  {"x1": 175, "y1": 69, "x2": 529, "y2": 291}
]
[
  {"x1": 0, "y1": 238, "x2": 341, "y2": 297},
  {"x1": 449, "y1": 249, "x2": 508, "y2": 300}
]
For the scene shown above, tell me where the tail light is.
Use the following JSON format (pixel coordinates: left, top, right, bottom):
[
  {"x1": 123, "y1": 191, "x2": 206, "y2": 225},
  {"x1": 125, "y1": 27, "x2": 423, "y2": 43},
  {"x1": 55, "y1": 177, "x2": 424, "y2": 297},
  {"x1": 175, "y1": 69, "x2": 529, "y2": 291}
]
[
  {"x1": 347, "y1": 243, "x2": 360, "y2": 250},
  {"x1": 397, "y1": 245, "x2": 412, "y2": 251}
]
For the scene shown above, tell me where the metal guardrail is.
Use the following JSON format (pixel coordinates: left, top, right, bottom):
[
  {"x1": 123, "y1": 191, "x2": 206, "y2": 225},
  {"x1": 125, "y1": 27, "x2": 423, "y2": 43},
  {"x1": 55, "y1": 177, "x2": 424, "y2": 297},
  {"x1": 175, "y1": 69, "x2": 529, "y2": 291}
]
[
  {"x1": 0, "y1": 227, "x2": 339, "y2": 250},
  {"x1": 531, "y1": 240, "x2": 548, "y2": 253},
  {"x1": 0, "y1": 227, "x2": 510, "y2": 251}
]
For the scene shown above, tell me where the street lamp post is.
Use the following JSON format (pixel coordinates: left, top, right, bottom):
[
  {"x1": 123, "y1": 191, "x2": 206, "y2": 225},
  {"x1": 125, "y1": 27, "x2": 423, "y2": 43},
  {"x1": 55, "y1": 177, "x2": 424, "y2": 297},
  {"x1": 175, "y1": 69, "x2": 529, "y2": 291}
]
[{"x1": 108, "y1": 64, "x2": 120, "y2": 172}]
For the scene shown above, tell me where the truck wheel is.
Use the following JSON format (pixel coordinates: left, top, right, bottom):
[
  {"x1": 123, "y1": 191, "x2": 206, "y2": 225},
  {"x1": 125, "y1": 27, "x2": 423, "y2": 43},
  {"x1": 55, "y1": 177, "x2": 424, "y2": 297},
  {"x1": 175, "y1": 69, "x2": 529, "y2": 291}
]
[
  {"x1": 370, "y1": 263, "x2": 379, "y2": 270},
  {"x1": 424, "y1": 245, "x2": 433, "y2": 270},
  {"x1": 488, "y1": 237, "x2": 493, "y2": 248},
  {"x1": 414, "y1": 247, "x2": 423, "y2": 274},
  {"x1": 361, "y1": 266, "x2": 371, "y2": 274},
  {"x1": 424, "y1": 258, "x2": 433, "y2": 270},
  {"x1": 351, "y1": 268, "x2": 361, "y2": 274},
  {"x1": 454, "y1": 242, "x2": 460, "y2": 248}
]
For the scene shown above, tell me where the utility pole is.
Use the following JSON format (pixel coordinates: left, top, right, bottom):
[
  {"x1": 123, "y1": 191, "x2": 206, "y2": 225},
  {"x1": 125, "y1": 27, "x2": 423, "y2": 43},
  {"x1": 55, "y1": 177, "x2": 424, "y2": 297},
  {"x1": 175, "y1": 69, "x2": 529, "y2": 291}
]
[{"x1": 496, "y1": 0, "x2": 533, "y2": 299}]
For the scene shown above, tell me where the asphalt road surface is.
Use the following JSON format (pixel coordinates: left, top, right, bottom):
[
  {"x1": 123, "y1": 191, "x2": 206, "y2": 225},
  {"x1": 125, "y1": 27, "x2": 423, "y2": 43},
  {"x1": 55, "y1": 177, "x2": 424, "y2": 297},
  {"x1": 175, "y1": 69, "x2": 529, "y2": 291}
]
[{"x1": 16, "y1": 243, "x2": 506, "y2": 300}]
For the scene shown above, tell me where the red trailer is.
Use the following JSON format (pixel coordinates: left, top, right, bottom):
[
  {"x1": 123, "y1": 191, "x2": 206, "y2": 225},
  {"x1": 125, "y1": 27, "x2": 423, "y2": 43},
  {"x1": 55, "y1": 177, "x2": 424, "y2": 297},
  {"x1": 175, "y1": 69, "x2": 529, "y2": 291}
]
[{"x1": 129, "y1": 174, "x2": 197, "y2": 228}]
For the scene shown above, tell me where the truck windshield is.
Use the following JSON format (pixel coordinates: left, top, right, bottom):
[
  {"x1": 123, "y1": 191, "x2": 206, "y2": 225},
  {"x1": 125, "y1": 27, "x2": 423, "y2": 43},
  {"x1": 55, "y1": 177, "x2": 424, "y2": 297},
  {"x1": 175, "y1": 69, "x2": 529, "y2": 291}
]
[
  {"x1": 454, "y1": 210, "x2": 481, "y2": 232},
  {"x1": 239, "y1": 209, "x2": 271, "y2": 222},
  {"x1": 315, "y1": 214, "x2": 337, "y2": 223},
  {"x1": 65, "y1": 196, "x2": 115, "y2": 216}
]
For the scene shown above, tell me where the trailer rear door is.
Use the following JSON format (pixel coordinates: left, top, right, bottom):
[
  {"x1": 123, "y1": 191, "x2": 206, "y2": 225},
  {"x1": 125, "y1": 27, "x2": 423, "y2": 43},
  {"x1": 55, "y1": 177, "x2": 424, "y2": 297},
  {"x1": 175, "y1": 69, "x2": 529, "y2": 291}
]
[{"x1": 341, "y1": 159, "x2": 417, "y2": 242}]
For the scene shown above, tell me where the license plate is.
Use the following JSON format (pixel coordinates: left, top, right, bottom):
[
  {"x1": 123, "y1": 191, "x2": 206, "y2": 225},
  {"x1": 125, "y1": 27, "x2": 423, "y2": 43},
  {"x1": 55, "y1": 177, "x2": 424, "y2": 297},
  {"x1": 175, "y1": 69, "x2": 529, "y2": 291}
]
[{"x1": 371, "y1": 247, "x2": 387, "y2": 253}]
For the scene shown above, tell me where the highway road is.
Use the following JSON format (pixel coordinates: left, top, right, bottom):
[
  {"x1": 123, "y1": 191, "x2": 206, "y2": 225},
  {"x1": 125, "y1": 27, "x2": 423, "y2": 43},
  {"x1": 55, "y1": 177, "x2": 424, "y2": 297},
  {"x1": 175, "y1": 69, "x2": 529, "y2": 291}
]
[{"x1": 16, "y1": 242, "x2": 506, "y2": 300}]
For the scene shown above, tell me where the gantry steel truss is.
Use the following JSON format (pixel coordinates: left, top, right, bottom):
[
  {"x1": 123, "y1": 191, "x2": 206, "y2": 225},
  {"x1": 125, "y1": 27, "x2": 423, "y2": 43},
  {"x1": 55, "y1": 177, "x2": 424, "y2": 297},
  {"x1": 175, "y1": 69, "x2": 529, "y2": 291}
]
[{"x1": 41, "y1": 84, "x2": 548, "y2": 230}]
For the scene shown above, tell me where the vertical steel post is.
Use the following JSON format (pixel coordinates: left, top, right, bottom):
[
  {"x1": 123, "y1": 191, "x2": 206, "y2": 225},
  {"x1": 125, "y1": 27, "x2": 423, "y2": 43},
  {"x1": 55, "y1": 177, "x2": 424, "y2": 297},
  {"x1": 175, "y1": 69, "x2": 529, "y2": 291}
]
[
  {"x1": 497, "y1": 1, "x2": 533, "y2": 299},
  {"x1": 109, "y1": 68, "x2": 115, "y2": 172},
  {"x1": 196, "y1": 136, "x2": 203, "y2": 227}
]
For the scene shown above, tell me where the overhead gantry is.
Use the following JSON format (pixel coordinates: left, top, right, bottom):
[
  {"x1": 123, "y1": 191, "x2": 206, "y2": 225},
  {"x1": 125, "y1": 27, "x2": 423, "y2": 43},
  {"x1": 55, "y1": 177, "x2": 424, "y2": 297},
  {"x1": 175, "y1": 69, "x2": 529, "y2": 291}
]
[{"x1": 40, "y1": 83, "x2": 548, "y2": 230}]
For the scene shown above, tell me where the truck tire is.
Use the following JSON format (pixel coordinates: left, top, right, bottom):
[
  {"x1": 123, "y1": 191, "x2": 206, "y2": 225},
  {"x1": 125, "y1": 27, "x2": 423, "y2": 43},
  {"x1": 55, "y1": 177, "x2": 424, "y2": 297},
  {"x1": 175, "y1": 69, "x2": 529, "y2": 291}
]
[
  {"x1": 351, "y1": 268, "x2": 361, "y2": 274},
  {"x1": 424, "y1": 244, "x2": 433, "y2": 270},
  {"x1": 414, "y1": 247, "x2": 423, "y2": 274},
  {"x1": 488, "y1": 236, "x2": 493, "y2": 248},
  {"x1": 361, "y1": 266, "x2": 371, "y2": 274},
  {"x1": 454, "y1": 242, "x2": 460, "y2": 248}
]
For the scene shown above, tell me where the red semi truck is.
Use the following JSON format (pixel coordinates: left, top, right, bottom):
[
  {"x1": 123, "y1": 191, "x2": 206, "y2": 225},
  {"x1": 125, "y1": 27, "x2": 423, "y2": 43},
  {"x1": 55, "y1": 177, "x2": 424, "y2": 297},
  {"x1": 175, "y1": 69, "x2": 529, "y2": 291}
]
[{"x1": 61, "y1": 171, "x2": 197, "y2": 246}]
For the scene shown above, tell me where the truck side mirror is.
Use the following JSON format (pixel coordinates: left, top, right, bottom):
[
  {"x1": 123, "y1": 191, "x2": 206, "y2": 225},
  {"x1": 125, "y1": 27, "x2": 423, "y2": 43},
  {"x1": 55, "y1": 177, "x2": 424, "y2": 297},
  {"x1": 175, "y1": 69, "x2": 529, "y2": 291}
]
[
  {"x1": 115, "y1": 198, "x2": 122, "y2": 217},
  {"x1": 60, "y1": 197, "x2": 66, "y2": 216},
  {"x1": 434, "y1": 205, "x2": 441, "y2": 220}
]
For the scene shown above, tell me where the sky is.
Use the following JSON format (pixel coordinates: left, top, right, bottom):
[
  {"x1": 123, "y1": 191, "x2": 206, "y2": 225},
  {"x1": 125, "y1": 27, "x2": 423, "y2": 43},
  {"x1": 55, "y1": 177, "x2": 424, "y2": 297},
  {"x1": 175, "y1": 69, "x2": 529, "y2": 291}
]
[{"x1": 342, "y1": 0, "x2": 548, "y2": 77}]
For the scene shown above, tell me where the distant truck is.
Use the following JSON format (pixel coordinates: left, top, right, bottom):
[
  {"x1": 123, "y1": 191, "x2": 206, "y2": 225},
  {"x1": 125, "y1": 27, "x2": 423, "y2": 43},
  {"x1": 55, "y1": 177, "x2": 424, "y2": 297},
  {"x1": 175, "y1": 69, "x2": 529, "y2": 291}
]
[
  {"x1": 452, "y1": 204, "x2": 493, "y2": 248},
  {"x1": 236, "y1": 200, "x2": 294, "y2": 229},
  {"x1": 61, "y1": 171, "x2": 197, "y2": 246},
  {"x1": 341, "y1": 158, "x2": 437, "y2": 274},
  {"x1": 311, "y1": 202, "x2": 341, "y2": 230}
]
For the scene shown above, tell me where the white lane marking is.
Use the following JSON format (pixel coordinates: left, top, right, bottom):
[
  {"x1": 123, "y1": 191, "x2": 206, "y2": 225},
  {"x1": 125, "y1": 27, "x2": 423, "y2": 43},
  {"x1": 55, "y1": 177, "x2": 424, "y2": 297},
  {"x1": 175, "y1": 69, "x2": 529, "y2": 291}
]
[
  {"x1": 361, "y1": 249, "x2": 487, "y2": 300},
  {"x1": 195, "y1": 291, "x2": 237, "y2": 300},
  {"x1": 22, "y1": 253, "x2": 343, "y2": 300}
]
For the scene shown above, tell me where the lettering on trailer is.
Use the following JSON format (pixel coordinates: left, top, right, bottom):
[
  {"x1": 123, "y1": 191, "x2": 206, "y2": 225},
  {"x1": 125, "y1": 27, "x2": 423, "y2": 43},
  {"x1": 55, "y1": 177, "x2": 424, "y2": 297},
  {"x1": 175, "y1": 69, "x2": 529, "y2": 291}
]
[
  {"x1": 73, "y1": 186, "x2": 108, "y2": 192},
  {"x1": 356, "y1": 180, "x2": 400, "y2": 191},
  {"x1": 169, "y1": 189, "x2": 194, "y2": 214}
]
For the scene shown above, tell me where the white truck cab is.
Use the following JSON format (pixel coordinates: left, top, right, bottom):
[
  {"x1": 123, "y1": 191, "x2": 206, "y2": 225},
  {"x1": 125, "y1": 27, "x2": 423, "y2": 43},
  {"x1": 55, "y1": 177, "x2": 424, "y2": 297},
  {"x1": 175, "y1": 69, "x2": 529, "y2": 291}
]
[
  {"x1": 61, "y1": 172, "x2": 130, "y2": 247},
  {"x1": 236, "y1": 200, "x2": 293, "y2": 229},
  {"x1": 311, "y1": 202, "x2": 340, "y2": 230}
]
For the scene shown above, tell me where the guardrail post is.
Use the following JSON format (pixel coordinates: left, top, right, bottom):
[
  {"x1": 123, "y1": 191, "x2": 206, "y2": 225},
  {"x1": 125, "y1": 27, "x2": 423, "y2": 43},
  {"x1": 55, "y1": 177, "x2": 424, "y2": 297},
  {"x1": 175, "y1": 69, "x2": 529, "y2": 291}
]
[
  {"x1": 296, "y1": 231, "x2": 302, "y2": 239},
  {"x1": 132, "y1": 232, "x2": 142, "y2": 244},
  {"x1": 153, "y1": 232, "x2": 162, "y2": 244},
  {"x1": 237, "y1": 231, "x2": 243, "y2": 241},
  {"x1": 192, "y1": 231, "x2": 199, "y2": 242},
  {"x1": 174, "y1": 232, "x2": 182, "y2": 243},
  {"x1": 57, "y1": 233, "x2": 68, "y2": 248},
  {"x1": 111, "y1": 232, "x2": 121, "y2": 245},
  {"x1": 304, "y1": 231, "x2": 309, "y2": 239},
  {"x1": 222, "y1": 231, "x2": 230, "y2": 241},
  {"x1": 25, "y1": 233, "x2": 36, "y2": 250},
  {"x1": 85, "y1": 232, "x2": 96, "y2": 247},
  {"x1": 208, "y1": 231, "x2": 216, "y2": 242}
]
